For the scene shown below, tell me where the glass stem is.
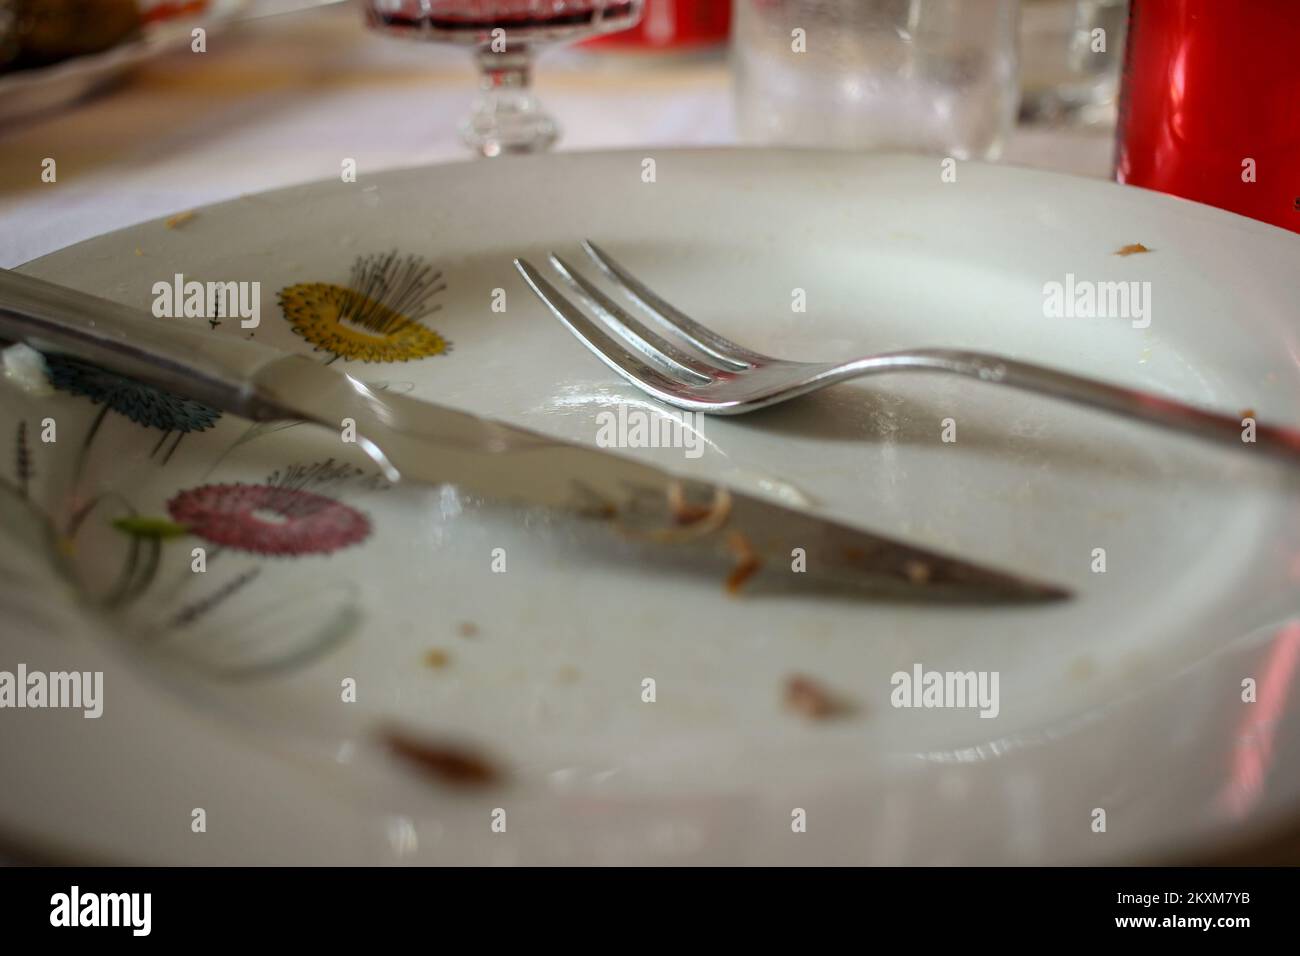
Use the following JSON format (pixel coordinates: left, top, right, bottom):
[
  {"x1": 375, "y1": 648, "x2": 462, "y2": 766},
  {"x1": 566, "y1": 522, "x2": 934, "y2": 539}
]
[
  {"x1": 477, "y1": 46, "x2": 533, "y2": 94},
  {"x1": 461, "y1": 44, "x2": 558, "y2": 157}
]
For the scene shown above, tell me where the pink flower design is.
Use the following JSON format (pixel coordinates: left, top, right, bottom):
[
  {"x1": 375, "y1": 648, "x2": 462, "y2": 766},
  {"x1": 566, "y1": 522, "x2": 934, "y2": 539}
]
[{"x1": 168, "y1": 483, "x2": 370, "y2": 556}]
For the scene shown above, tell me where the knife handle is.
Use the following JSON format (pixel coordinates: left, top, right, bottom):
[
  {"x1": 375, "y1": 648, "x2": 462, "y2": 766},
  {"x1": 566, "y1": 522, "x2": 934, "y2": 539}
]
[{"x1": 0, "y1": 268, "x2": 285, "y2": 420}]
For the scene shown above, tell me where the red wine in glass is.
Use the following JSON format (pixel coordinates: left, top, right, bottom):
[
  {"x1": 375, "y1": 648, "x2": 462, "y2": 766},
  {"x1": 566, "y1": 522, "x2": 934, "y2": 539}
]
[{"x1": 366, "y1": 1, "x2": 644, "y2": 155}]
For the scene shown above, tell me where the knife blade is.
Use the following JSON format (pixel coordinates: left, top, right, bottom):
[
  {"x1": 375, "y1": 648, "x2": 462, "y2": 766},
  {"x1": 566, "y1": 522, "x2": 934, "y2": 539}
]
[{"x1": 251, "y1": 354, "x2": 1070, "y2": 602}]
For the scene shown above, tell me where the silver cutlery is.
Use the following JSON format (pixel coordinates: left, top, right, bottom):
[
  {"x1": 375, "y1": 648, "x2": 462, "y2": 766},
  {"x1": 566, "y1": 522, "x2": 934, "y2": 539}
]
[
  {"x1": 0, "y1": 267, "x2": 1068, "y2": 602},
  {"x1": 516, "y1": 241, "x2": 1300, "y2": 467}
]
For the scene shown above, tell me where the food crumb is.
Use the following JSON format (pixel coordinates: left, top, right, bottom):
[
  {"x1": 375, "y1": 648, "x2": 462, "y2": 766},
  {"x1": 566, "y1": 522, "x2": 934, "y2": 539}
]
[
  {"x1": 725, "y1": 530, "x2": 762, "y2": 594},
  {"x1": 457, "y1": 620, "x2": 479, "y2": 638},
  {"x1": 381, "y1": 728, "x2": 499, "y2": 786},
  {"x1": 1115, "y1": 243, "x2": 1152, "y2": 256},
  {"x1": 166, "y1": 210, "x2": 197, "y2": 229},
  {"x1": 785, "y1": 674, "x2": 853, "y2": 719},
  {"x1": 423, "y1": 648, "x2": 450, "y2": 669},
  {"x1": 667, "y1": 480, "x2": 715, "y2": 525},
  {"x1": 903, "y1": 559, "x2": 932, "y2": 584},
  {"x1": 1067, "y1": 656, "x2": 1095, "y2": 682}
]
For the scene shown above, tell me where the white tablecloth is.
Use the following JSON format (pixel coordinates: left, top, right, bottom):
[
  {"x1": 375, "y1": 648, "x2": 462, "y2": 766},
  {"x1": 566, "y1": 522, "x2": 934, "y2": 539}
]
[{"x1": 0, "y1": 0, "x2": 1115, "y2": 269}]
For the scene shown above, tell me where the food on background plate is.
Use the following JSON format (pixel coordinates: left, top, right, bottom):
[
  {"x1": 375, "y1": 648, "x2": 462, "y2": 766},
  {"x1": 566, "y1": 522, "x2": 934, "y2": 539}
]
[{"x1": 3, "y1": 0, "x2": 142, "y2": 72}]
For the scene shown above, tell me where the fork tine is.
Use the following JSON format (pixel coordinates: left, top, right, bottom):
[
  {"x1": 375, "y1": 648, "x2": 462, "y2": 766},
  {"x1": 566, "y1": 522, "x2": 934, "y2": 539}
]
[
  {"x1": 581, "y1": 240, "x2": 768, "y2": 369},
  {"x1": 514, "y1": 259, "x2": 695, "y2": 399},
  {"x1": 547, "y1": 254, "x2": 725, "y2": 383}
]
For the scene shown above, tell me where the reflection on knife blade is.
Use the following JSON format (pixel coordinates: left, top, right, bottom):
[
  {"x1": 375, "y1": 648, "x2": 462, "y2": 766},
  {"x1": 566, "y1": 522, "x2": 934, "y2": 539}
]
[{"x1": 254, "y1": 355, "x2": 1072, "y2": 604}]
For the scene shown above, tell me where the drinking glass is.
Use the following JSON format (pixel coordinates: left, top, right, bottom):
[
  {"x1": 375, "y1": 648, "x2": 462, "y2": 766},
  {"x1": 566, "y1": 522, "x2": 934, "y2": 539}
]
[
  {"x1": 366, "y1": 0, "x2": 643, "y2": 157},
  {"x1": 1019, "y1": 0, "x2": 1128, "y2": 125},
  {"x1": 732, "y1": 0, "x2": 1020, "y2": 160}
]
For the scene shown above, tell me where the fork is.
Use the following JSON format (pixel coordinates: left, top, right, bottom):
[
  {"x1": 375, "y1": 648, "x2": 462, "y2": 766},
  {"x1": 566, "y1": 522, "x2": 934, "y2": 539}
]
[{"x1": 515, "y1": 241, "x2": 1300, "y2": 468}]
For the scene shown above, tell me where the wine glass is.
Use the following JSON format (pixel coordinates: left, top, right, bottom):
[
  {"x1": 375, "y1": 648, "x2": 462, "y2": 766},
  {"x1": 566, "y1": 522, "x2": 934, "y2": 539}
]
[{"x1": 366, "y1": 0, "x2": 644, "y2": 157}]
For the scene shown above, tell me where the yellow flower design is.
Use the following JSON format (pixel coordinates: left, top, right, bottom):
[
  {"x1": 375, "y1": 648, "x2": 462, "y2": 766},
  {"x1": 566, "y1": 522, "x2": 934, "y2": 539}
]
[{"x1": 278, "y1": 252, "x2": 449, "y2": 363}]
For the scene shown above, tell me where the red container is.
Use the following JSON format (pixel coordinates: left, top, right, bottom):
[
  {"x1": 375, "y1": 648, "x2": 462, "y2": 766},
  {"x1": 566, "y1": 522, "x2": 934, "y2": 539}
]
[
  {"x1": 1115, "y1": 0, "x2": 1300, "y2": 233},
  {"x1": 584, "y1": 0, "x2": 730, "y2": 51}
]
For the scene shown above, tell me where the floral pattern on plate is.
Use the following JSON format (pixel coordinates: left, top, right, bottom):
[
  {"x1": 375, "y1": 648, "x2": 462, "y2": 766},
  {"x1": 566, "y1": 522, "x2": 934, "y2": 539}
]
[{"x1": 277, "y1": 250, "x2": 449, "y2": 363}]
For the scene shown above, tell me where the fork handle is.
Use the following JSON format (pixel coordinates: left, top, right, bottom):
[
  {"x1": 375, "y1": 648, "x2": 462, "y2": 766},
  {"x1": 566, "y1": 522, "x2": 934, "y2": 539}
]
[
  {"x1": 843, "y1": 349, "x2": 1300, "y2": 467},
  {"x1": 0, "y1": 268, "x2": 285, "y2": 420}
]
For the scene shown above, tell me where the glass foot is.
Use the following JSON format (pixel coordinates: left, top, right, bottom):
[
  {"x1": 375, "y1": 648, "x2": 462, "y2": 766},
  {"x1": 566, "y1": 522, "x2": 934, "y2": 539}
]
[{"x1": 460, "y1": 93, "x2": 559, "y2": 157}]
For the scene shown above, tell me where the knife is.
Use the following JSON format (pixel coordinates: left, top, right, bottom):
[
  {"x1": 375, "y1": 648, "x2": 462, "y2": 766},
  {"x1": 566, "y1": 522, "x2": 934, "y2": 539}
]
[{"x1": 0, "y1": 267, "x2": 1069, "y2": 602}]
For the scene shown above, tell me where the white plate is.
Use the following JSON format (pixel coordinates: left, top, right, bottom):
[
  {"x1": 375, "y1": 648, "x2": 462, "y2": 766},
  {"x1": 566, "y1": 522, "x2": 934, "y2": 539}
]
[{"x1": 2, "y1": 149, "x2": 1298, "y2": 865}]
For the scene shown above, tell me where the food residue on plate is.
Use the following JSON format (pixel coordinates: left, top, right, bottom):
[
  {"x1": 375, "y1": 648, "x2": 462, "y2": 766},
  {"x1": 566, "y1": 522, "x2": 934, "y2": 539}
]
[
  {"x1": 1067, "y1": 656, "x2": 1096, "y2": 682},
  {"x1": 784, "y1": 674, "x2": 853, "y2": 720},
  {"x1": 457, "y1": 620, "x2": 479, "y2": 639},
  {"x1": 1115, "y1": 242, "x2": 1152, "y2": 256},
  {"x1": 381, "y1": 728, "x2": 499, "y2": 787},
  {"x1": 644, "y1": 482, "x2": 731, "y2": 543},
  {"x1": 902, "y1": 559, "x2": 932, "y2": 584},
  {"x1": 667, "y1": 480, "x2": 717, "y2": 525},
  {"x1": 165, "y1": 210, "x2": 197, "y2": 229},
  {"x1": 725, "y1": 530, "x2": 761, "y2": 594},
  {"x1": 423, "y1": 648, "x2": 450, "y2": 669}
]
